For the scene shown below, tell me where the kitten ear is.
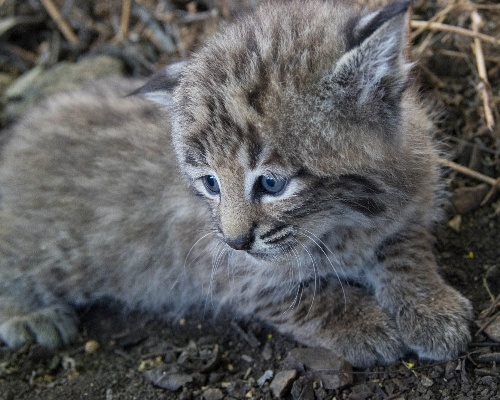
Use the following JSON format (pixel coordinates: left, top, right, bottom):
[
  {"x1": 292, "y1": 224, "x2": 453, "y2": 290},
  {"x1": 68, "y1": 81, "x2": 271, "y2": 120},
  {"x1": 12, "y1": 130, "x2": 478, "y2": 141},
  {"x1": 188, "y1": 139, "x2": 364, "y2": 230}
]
[
  {"x1": 133, "y1": 61, "x2": 187, "y2": 106},
  {"x1": 320, "y1": 1, "x2": 411, "y2": 123}
]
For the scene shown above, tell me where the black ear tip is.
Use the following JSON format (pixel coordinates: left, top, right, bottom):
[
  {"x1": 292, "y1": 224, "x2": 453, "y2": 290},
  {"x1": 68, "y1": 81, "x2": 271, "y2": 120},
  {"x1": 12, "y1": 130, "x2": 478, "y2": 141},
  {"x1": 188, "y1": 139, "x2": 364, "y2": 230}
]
[{"x1": 386, "y1": 1, "x2": 411, "y2": 18}]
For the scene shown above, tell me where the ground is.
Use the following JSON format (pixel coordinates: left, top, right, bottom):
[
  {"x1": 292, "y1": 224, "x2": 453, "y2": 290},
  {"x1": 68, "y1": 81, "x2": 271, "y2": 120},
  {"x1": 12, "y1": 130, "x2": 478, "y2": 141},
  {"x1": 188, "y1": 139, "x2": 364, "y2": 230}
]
[{"x1": 0, "y1": 0, "x2": 499, "y2": 399}]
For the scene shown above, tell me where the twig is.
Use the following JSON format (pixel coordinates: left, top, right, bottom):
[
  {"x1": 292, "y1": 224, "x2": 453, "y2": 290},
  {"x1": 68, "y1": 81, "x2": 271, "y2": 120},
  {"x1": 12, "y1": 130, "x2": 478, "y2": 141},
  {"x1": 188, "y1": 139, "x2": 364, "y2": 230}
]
[
  {"x1": 438, "y1": 157, "x2": 500, "y2": 206},
  {"x1": 118, "y1": 0, "x2": 132, "y2": 41},
  {"x1": 410, "y1": 2, "x2": 455, "y2": 40},
  {"x1": 471, "y1": 11, "x2": 495, "y2": 130},
  {"x1": 39, "y1": 0, "x2": 79, "y2": 47},
  {"x1": 437, "y1": 157, "x2": 497, "y2": 186},
  {"x1": 410, "y1": 20, "x2": 500, "y2": 45}
]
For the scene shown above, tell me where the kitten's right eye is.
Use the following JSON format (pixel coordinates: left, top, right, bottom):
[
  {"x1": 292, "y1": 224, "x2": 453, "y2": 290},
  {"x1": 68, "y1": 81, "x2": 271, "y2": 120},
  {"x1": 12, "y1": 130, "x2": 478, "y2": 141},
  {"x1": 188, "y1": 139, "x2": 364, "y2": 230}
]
[{"x1": 202, "y1": 175, "x2": 220, "y2": 195}]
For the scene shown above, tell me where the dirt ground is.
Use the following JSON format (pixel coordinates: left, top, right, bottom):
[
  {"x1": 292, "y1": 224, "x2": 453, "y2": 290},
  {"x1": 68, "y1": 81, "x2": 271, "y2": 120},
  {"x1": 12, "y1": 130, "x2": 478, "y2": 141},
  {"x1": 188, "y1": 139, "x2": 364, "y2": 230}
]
[{"x1": 1, "y1": 0, "x2": 499, "y2": 399}]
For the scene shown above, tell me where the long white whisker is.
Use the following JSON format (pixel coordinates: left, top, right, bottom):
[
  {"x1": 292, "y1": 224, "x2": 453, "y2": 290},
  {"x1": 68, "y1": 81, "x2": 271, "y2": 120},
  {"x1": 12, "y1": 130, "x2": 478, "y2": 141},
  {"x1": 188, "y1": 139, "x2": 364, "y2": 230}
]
[
  {"x1": 170, "y1": 233, "x2": 217, "y2": 291},
  {"x1": 205, "y1": 242, "x2": 224, "y2": 315},
  {"x1": 297, "y1": 230, "x2": 347, "y2": 311},
  {"x1": 293, "y1": 238, "x2": 319, "y2": 317},
  {"x1": 278, "y1": 243, "x2": 306, "y2": 316},
  {"x1": 183, "y1": 231, "x2": 215, "y2": 269}
]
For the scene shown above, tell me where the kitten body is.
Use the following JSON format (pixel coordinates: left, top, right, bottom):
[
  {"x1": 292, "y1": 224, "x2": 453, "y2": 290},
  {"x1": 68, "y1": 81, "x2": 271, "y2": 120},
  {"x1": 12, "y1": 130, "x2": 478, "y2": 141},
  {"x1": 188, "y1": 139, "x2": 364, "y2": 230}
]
[{"x1": 0, "y1": 1, "x2": 472, "y2": 367}]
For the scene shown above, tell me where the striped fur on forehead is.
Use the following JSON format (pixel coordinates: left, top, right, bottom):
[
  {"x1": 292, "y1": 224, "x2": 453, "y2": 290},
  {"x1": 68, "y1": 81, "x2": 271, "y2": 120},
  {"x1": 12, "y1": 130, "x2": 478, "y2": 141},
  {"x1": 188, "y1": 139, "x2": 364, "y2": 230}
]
[{"x1": 172, "y1": 1, "x2": 355, "y2": 168}]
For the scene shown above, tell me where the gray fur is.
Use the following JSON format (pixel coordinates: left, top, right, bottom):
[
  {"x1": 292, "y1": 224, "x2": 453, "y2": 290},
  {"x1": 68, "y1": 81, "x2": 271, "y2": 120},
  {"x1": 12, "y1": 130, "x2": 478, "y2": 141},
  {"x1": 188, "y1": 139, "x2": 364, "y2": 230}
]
[{"x1": 0, "y1": 1, "x2": 472, "y2": 367}]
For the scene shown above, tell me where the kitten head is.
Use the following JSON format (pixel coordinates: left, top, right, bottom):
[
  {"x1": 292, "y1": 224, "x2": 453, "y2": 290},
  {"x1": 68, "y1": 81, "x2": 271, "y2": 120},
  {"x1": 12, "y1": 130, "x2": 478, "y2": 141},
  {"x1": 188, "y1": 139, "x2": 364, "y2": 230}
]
[{"x1": 140, "y1": 1, "x2": 435, "y2": 261}]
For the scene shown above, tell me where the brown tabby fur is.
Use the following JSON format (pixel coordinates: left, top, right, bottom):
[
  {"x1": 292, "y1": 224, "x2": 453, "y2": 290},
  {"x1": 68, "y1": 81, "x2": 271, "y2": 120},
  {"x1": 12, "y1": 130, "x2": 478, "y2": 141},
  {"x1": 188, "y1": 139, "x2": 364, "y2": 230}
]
[{"x1": 0, "y1": 0, "x2": 472, "y2": 367}]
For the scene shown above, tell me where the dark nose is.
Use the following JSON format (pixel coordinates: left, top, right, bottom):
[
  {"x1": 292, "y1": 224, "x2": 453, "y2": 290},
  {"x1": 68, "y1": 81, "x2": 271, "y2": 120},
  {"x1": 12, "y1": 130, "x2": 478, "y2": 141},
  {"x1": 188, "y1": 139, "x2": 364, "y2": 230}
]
[{"x1": 225, "y1": 234, "x2": 254, "y2": 251}]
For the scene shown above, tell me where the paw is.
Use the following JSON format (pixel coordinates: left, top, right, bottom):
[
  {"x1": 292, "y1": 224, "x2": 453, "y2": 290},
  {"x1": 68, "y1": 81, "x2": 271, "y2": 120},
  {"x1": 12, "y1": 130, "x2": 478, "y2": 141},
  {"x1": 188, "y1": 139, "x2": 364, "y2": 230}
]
[
  {"x1": 0, "y1": 305, "x2": 79, "y2": 349},
  {"x1": 316, "y1": 293, "x2": 407, "y2": 367},
  {"x1": 335, "y1": 324, "x2": 407, "y2": 367},
  {"x1": 397, "y1": 286, "x2": 473, "y2": 360}
]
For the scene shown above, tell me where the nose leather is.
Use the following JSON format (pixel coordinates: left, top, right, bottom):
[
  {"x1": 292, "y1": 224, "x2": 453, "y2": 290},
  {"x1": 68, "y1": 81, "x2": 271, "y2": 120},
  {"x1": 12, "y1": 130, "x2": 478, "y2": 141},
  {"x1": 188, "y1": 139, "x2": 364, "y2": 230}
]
[{"x1": 225, "y1": 234, "x2": 254, "y2": 251}]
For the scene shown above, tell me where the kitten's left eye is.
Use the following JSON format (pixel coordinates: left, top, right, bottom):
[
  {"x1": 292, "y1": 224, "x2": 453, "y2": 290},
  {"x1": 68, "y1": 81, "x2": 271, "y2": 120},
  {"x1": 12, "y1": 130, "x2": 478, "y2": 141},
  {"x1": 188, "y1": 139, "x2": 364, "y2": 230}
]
[
  {"x1": 260, "y1": 176, "x2": 287, "y2": 195},
  {"x1": 202, "y1": 175, "x2": 220, "y2": 195}
]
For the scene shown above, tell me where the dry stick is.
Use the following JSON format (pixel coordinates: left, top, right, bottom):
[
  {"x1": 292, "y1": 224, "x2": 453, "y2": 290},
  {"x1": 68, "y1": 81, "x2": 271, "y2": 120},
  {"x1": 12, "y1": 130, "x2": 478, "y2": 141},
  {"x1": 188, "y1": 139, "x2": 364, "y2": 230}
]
[
  {"x1": 471, "y1": 10, "x2": 495, "y2": 131},
  {"x1": 118, "y1": 0, "x2": 132, "y2": 41},
  {"x1": 410, "y1": 2, "x2": 455, "y2": 40},
  {"x1": 39, "y1": 0, "x2": 79, "y2": 47},
  {"x1": 438, "y1": 157, "x2": 496, "y2": 185},
  {"x1": 438, "y1": 157, "x2": 500, "y2": 206},
  {"x1": 410, "y1": 20, "x2": 500, "y2": 45}
]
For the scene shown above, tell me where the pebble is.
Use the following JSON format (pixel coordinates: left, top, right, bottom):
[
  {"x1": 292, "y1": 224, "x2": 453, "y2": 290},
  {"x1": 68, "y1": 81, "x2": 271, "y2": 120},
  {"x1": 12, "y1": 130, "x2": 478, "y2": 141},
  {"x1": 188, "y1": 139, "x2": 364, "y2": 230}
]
[
  {"x1": 421, "y1": 375, "x2": 434, "y2": 388},
  {"x1": 84, "y1": 340, "x2": 100, "y2": 354},
  {"x1": 257, "y1": 369, "x2": 273, "y2": 386},
  {"x1": 445, "y1": 360, "x2": 458, "y2": 380},
  {"x1": 284, "y1": 347, "x2": 353, "y2": 390},
  {"x1": 143, "y1": 367, "x2": 193, "y2": 391},
  {"x1": 452, "y1": 184, "x2": 489, "y2": 215},
  {"x1": 484, "y1": 314, "x2": 500, "y2": 342},
  {"x1": 261, "y1": 340, "x2": 273, "y2": 361},
  {"x1": 269, "y1": 369, "x2": 298, "y2": 398},
  {"x1": 202, "y1": 388, "x2": 224, "y2": 400},
  {"x1": 475, "y1": 352, "x2": 500, "y2": 363},
  {"x1": 291, "y1": 377, "x2": 314, "y2": 400}
]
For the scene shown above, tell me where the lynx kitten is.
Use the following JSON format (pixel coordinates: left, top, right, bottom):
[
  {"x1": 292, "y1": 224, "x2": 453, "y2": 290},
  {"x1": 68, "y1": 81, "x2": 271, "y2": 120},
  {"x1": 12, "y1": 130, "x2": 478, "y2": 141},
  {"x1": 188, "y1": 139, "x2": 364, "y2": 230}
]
[{"x1": 0, "y1": 0, "x2": 472, "y2": 367}]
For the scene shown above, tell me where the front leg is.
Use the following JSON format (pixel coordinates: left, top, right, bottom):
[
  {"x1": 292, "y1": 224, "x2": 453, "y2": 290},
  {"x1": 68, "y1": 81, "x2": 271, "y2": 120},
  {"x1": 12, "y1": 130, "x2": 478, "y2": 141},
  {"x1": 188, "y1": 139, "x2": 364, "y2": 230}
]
[
  {"x1": 368, "y1": 229, "x2": 473, "y2": 360},
  {"x1": 245, "y1": 282, "x2": 407, "y2": 367}
]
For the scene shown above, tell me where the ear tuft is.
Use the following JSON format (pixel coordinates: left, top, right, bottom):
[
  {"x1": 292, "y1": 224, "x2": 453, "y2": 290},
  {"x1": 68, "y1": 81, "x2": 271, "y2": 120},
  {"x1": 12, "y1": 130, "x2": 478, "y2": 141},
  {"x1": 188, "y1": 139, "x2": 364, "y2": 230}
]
[
  {"x1": 319, "y1": 2, "x2": 411, "y2": 127},
  {"x1": 348, "y1": 1, "x2": 410, "y2": 49},
  {"x1": 131, "y1": 61, "x2": 187, "y2": 106}
]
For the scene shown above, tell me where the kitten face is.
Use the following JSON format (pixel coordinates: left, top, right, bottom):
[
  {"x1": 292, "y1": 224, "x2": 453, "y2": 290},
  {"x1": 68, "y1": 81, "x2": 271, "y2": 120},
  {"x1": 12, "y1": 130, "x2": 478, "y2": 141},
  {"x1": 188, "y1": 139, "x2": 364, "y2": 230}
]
[
  {"x1": 166, "y1": 1, "x2": 412, "y2": 260},
  {"x1": 142, "y1": 0, "x2": 421, "y2": 262}
]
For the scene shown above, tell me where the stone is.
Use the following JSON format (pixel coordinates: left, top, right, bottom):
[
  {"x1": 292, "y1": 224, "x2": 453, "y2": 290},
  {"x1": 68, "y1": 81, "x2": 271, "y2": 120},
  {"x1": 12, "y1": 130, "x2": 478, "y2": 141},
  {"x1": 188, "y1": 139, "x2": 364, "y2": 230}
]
[
  {"x1": 484, "y1": 314, "x2": 500, "y2": 342},
  {"x1": 202, "y1": 388, "x2": 224, "y2": 400},
  {"x1": 284, "y1": 347, "x2": 353, "y2": 390},
  {"x1": 269, "y1": 369, "x2": 298, "y2": 398}
]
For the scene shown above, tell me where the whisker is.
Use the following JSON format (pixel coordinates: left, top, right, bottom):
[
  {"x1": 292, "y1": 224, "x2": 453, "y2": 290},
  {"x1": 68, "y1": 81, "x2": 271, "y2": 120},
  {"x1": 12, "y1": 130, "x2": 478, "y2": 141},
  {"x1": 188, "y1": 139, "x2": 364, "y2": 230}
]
[
  {"x1": 204, "y1": 242, "x2": 225, "y2": 315},
  {"x1": 183, "y1": 231, "x2": 216, "y2": 269},
  {"x1": 279, "y1": 243, "x2": 305, "y2": 316},
  {"x1": 293, "y1": 238, "x2": 319, "y2": 317},
  {"x1": 170, "y1": 234, "x2": 218, "y2": 291},
  {"x1": 297, "y1": 229, "x2": 347, "y2": 311}
]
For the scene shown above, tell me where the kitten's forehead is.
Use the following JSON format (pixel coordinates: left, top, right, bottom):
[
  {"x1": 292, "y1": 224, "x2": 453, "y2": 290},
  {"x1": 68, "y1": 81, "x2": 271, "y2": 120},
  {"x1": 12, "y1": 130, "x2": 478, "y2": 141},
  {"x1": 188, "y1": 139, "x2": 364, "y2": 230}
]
[{"x1": 173, "y1": 1, "x2": 353, "y2": 141}]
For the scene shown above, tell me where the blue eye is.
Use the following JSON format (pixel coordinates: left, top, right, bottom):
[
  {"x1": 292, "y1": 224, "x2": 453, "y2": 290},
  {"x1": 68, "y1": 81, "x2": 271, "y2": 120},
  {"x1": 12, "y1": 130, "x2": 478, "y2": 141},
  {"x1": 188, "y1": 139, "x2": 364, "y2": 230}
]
[
  {"x1": 260, "y1": 176, "x2": 287, "y2": 195},
  {"x1": 203, "y1": 175, "x2": 220, "y2": 195}
]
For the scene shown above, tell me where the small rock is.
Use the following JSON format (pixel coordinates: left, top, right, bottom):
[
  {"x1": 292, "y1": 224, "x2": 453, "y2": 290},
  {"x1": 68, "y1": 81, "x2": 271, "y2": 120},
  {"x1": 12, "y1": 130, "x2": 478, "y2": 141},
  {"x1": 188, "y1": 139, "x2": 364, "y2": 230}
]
[
  {"x1": 350, "y1": 383, "x2": 374, "y2": 399},
  {"x1": 445, "y1": 361, "x2": 458, "y2": 380},
  {"x1": 420, "y1": 375, "x2": 434, "y2": 388},
  {"x1": 257, "y1": 369, "x2": 273, "y2": 386},
  {"x1": 262, "y1": 340, "x2": 273, "y2": 361},
  {"x1": 291, "y1": 377, "x2": 314, "y2": 400},
  {"x1": 202, "y1": 388, "x2": 224, "y2": 400},
  {"x1": 447, "y1": 214, "x2": 462, "y2": 232},
  {"x1": 285, "y1": 347, "x2": 353, "y2": 390},
  {"x1": 484, "y1": 314, "x2": 500, "y2": 342},
  {"x1": 475, "y1": 352, "x2": 500, "y2": 363},
  {"x1": 178, "y1": 343, "x2": 219, "y2": 372},
  {"x1": 452, "y1": 184, "x2": 489, "y2": 215},
  {"x1": 225, "y1": 380, "x2": 250, "y2": 398},
  {"x1": 84, "y1": 340, "x2": 100, "y2": 354},
  {"x1": 269, "y1": 369, "x2": 298, "y2": 398},
  {"x1": 143, "y1": 367, "x2": 193, "y2": 391}
]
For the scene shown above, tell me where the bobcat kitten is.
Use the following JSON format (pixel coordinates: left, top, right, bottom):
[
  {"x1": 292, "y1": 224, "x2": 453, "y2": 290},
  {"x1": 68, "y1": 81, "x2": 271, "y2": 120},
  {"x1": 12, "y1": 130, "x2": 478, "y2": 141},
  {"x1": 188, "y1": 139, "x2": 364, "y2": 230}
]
[{"x1": 0, "y1": 0, "x2": 472, "y2": 367}]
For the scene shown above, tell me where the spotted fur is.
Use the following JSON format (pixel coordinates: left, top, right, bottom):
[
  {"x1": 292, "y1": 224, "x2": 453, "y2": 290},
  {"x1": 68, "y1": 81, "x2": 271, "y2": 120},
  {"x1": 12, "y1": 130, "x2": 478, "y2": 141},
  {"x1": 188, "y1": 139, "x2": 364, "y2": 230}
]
[{"x1": 0, "y1": 1, "x2": 472, "y2": 367}]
